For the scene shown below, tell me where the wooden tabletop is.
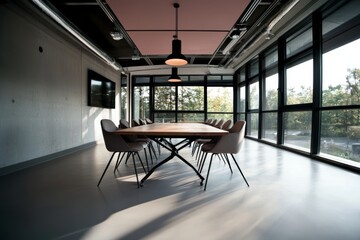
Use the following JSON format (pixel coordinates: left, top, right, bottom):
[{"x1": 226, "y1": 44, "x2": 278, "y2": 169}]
[{"x1": 114, "y1": 122, "x2": 228, "y2": 137}]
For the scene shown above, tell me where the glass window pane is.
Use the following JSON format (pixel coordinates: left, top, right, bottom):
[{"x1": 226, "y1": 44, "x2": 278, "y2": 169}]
[
  {"x1": 134, "y1": 76, "x2": 150, "y2": 84},
  {"x1": 322, "y1": 39, "x2": 360, "y2": 107},
  {"x1": 239, "y1": 67, "x2": 246, "y2": 83},
  {"x1": 286, "y1": 27, "x2": 312, "y2": 58},
  {"x1": 179, "y1": 76, "x2": 189, "y2": 81},
  {"x1": 154, "y1": 76, "x2": 169, "y2": 83},
  {"x1": 238, "y1": 113, "x2": 246, "y2": 121},
  {"x1": 178, "y1": 113, "x2": 205, "y2": 122},
  {"x1": 286, "y1": 59, "x2": 313, "y2": 105},
  {"x1": 262, "y1": 112, "x2": 277, "y2": 142},
  {"x1": 120, "y1": 75, "x2": 127, "y2": 119},
  {"x1": 320, "y1": 109, "x2": 360, "y2": 164},
  {"x1": 154, "y1": 86, "x2": 175, "y2": 110},
  {"x1": 284, "y1": 111, "x2": 312, "y2": 151},
  {"x1": 239, "y1": 86, "x2": 246, "y2": 112},
  {"x1": 247, "y1": 113, "x2": 258, "y2": 138},
  {"x1": 133, "y1": 86, "x2": 150, "y2": 119},
  {"x1": 190, "y1": 76, "x2": 205, "y2": 81},
  {"x1": 154, "y1": 112, "x2": 175, "y2": 123},
  {"x1": 322, "y1": 0, "x2": 360, "y2": 35},
  {"x1": 223, "y1": 75, "x2": 233, "y2": 81},
  {"x1": 178, "y1": 86, "x2": 204, "y2": 111},
  {"x1": 120, "y1": 86, "x2": 127, "y2": 119},
  {"x1": 264, "y1": 71, "x2": 278, "y2": 110},
  {"x1": 208, "y1": 75, "x2": 221, "y2": 81},
  {"x1": 207, "y1": 87, "x2": 233, "y2": 113},
  {"x1": 249, "y1": 59, "x2": 259, "y2": 77},
  {"x1": 265, "y1": 50, "x2": 278, "y2": 68},
  {"x1": 249, "y1": 82, "x2": 259, "y2": 110}
]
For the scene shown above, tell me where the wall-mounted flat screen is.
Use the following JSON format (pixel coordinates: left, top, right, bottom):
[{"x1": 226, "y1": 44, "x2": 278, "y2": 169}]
[{"x1": 88, "y1": 70, "x2": 115, "y2": 109}]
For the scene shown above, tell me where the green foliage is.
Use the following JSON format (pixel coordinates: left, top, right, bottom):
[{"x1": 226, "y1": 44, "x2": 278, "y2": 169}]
[
  {"x1": 207, "y1": 87, "x2": 233, "y2": 112},
  {"x1": 321, "y1": 68, "x2": 360, "y2": 138},
  {"x1": 347, "y1": 126, "x2": 360, "y2": 140},
  {"x1": 154, "y1": 86, "x2": 175, "y2": 110}
]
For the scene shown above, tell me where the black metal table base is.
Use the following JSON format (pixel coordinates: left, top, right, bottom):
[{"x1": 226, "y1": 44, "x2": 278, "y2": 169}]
[{"x1": 140, "y1": 137, "x2": 204, "y2": 186}]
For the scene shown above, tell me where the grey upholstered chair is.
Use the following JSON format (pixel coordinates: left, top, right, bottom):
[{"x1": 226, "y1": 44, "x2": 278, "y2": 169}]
[
  {"x1": 199, "y1": 120, "x2": 249, "y2": 191},
  {"x1": 119, "y1": 119, "x2": 157, "y2": 166},
  {"x1": 98, "y1": 119, "x2": 147, "y2": 188}
]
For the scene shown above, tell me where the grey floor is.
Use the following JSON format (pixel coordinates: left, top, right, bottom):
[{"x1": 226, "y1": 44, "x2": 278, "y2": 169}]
[{"x1": 1, "y1": 139, "x2": 360, "y2": 240}]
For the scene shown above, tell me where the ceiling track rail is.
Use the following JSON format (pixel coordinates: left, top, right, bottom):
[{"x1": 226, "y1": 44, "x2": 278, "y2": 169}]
[
  {"x1": 210, "y1": 0, "x2": 263, "y2": 67},
  {"x1": 224, "y1": 0, "x2": 282, "y2": 68}
]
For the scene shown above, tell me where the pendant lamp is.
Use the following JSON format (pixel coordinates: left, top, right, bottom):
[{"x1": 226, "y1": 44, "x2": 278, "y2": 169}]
[
  {"x1": 168, "y1": 67, "x2": 182, "y2": 82},
  {"x1": 165, "y1": 3, "x2": 188, "y2": 66}
]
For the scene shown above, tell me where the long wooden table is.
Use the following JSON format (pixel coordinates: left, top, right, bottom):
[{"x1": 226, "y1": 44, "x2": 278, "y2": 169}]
[{"x1": 115, "y1": 123, "x2": 228, "y2": 186}]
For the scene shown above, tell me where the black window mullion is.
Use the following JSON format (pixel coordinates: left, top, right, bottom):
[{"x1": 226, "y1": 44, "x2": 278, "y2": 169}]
[
  {"x1": 311, "y1": 10, "x2": 323, "y2": 155},
  {"x1": 277, "y1": 37, "x2": 286, "y2": 145}
]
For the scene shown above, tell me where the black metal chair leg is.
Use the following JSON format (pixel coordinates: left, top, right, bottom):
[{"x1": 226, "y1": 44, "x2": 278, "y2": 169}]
[
  {"x1": 114, "y1": 152, "x2": 126, "y2": 173},
  {"x1": 136, "y1": 152, "x2": 146, "y2": 173},
  {"x1": 144, "y1": 148, "x2": 150, "y2": 172},
  {"x1": 230, "y1": 154, "x2": 249, "y2": 187},
  {"x1": 204, "y1": 154, "x2": 215, "y2": 191},
  {"x1": 97, "y1": 152, "x2": 116, "y2": 187},
  {"x1": 132, "y1": 152, "x2": 140, "y2": 188}
]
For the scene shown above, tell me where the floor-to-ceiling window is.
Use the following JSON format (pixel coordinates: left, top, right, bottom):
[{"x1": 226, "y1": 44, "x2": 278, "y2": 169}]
[
  {"x1": 133, "y1": 76, "x2": 151, "y2": 120},
  {"x1": 262, "y1": 47, "x2": 278, "y2": 143},
  {"x1": 236, "y1": 0, "x2": 360, "y2": 168},
  {"x1": 319, "y1": 0, "x2": 360, "y2": 164},
  {"x1": 282, "y1": 24, "x2": 313, "y2": 152},
  {"x1": 247, "y1": 57, "x2": 260, "y2": 138},
  {"x1": 207, "y1": 75, "x2": 234, "y2": 120},
  {"x1": 236, "y1": 67, "x2": 246, "y2": 122},
  {"x1": 120, "y1": 74, "x2": 128, "y2": 119}
]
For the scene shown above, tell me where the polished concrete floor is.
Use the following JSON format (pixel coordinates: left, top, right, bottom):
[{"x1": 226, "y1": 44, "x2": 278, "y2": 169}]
[{"x1": 1, "y1": 139, "x2": 360, "y2": 240}]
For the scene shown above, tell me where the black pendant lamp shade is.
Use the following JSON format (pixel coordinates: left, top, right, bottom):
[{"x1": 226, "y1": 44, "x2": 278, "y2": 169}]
[
  {"x1": 165, "y1": 3, "x2": 188, "y2": 66},
  {"x1": 165, "y1": 39, "x2": 187, "y2": 66},
  {"x1": 168, "y1": 67, "x2": 181, "y2": 82}
]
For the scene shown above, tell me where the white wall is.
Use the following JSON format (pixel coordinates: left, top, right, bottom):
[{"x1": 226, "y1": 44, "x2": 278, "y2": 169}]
[{"x1": 0, "y1": 3, "x2": 120, "y2": 169}]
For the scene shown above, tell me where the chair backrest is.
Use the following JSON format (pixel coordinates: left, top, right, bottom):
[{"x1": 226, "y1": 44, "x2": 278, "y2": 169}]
[
  {"x1": 221, "y1": 119, "x2": 232, "y2": 130},
  {"x1": 145, "y1": 118, "x2": 153, "y2": 124},
  {"x1": 119, "y1": 119, "x2": 138, "y2": 142},
  {"x1": 139, "y1": 119, "x2": 147, "y2": 125},
  {"x1": 205, "y1": 119, "x2": 212, "y2": 124},
  {"x1": 119, "y1": 119, "x2": 130, "y2": 128},
  {"x1": 210, "y1": 119, "x2": 218, "y2": 126},
  {"x1": 133, "y1": 119, "x2": 141, "y2": 126},
  {"x1": 214, "y1": 119, "x2": 224, "y2": 128},
  {"x1": 101, "y1": 119, "x2": 129, "y2": 152},
  {"x1": 209, "y1": 120, "x2": 246, "y2": 154}
]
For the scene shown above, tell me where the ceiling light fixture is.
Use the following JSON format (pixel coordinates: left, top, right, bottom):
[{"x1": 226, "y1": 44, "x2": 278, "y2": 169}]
[
  {"x1": 168, "y1": 67, "x2": 182, "y2": 82},
  {"x1": 165, "y1": 3, "x2": 188, "y2": 66},
  {"x1": 110, "y1": 31, "x2": 123, "y2": 41},
  {"x1": 131, "y1": 49, "x2": 140, "y2": 61},
  {"x1": 230, "y1": 29, "x2": 241, "y2": 39},
  {"x1": 222, "y1": 29, "x2": 247, "y2": 55}
]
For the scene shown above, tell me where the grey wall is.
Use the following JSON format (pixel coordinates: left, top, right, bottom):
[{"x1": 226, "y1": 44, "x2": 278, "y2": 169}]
[{"x1": 0, "y1": 3, "x2": 120, "y2": 170}]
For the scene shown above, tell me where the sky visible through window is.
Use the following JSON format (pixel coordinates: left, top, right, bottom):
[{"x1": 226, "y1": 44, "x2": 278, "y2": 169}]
[
  {"x1": 323, "y1": 38, "x2": 360, "y2": 89},
  {"x1": 265, "y1": 38, "x2": 360, "y2": 92}
]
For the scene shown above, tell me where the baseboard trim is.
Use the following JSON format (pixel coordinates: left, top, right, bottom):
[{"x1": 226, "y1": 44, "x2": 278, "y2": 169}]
[{"x1": 0, "y1": 142, "x2": 96, "y2": 176}]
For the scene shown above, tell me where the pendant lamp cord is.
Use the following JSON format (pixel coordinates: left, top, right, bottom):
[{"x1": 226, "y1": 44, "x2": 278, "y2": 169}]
[{"x1": 174, "y1": 3, "x2": 179, "y2": 39}]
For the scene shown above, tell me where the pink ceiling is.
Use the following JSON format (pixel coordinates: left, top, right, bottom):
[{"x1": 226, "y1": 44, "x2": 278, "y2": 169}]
[{"x1": 106, "y1": 0, "x2": 251, "y2": 56}]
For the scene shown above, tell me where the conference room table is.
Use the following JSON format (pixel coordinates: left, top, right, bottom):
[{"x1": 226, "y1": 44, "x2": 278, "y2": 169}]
[{"x1": 114, "y1": 122, "x2": 228, "y2": 187}]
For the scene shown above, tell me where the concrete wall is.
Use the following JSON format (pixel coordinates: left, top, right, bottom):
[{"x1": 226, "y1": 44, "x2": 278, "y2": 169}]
[{"x1": 0, "y1": 3, "x2": 120, "y2": 170}]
